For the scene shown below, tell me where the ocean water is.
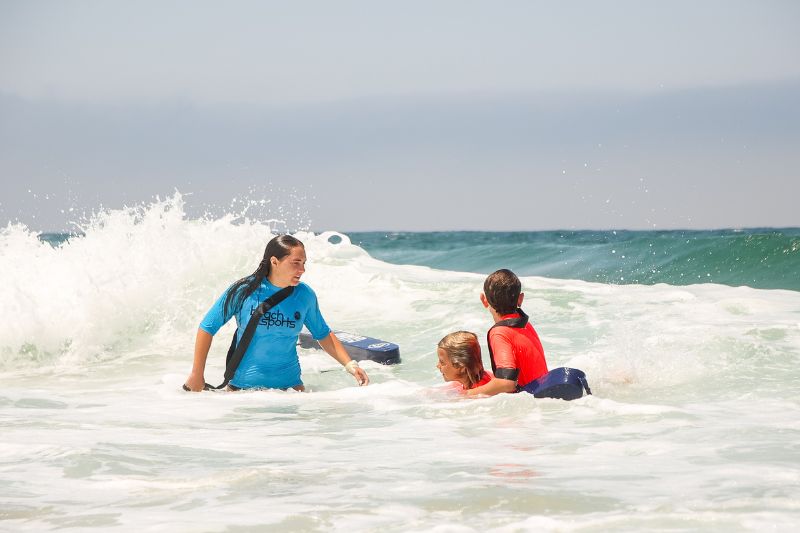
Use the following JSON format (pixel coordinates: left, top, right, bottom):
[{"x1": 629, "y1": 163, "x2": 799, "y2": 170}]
[
  {"x1": 347, "y1": 229, "x2": 800, "y2": 291},
  {"x1": 2, "y1": 196, "x2": 799, "y2": 532}
]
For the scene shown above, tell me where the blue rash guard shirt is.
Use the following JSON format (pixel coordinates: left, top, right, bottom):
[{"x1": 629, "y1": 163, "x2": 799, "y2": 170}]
[{"x1": 199, "y1": 280, "x2": 331, "y2": 389}]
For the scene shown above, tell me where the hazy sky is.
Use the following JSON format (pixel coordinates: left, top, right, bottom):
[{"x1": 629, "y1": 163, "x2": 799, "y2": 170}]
[{"x1": 1, "y1": 0, "x2": 799, "y2": 231}]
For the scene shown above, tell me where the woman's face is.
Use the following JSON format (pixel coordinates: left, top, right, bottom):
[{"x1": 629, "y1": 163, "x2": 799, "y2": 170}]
[
  {"x1": 270, "y1": 246, "x2": 306, "y2": 286},
  {"x1": 436, "y1": 348, "x2": 465, "y2": 383}
]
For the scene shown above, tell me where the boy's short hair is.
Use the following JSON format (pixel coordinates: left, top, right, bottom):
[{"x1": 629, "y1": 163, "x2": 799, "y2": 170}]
[{"x1": 484, "y1": 269, "x2": 521, "y2": 314}]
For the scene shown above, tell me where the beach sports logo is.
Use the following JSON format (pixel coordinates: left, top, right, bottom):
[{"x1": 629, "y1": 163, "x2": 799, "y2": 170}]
[
  {"x1": 368, "y1": 342, "x2": 390, "y2": 350},
  {"x1": 250, "y1": 306, "x2": 297, "y2": 329}
]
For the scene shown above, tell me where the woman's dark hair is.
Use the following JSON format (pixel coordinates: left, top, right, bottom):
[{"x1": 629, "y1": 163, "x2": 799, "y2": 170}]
[{"x1": 223, "y1": 235, "x2": 304, "y2": 317}]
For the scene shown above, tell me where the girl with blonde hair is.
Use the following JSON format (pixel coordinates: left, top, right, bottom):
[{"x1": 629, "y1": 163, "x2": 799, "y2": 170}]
[{"x1": 436, "y1": 331, "x2": 492, "y2": 391}]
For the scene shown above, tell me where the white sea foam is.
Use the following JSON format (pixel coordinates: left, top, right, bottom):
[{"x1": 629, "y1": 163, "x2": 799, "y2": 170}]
[{"x1": 1, "y1": 195, "x2": 799, "y2": 531}]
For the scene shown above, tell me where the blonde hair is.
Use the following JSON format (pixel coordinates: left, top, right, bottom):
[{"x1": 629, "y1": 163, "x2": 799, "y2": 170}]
[{"x1": 438, "y1": 331, "x2": 485, "y2": 388}]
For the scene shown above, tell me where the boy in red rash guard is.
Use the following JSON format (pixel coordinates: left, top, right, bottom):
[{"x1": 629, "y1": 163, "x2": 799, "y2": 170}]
[{"x1": 466, "y1": 269, "x2": 548, "y2": 397}]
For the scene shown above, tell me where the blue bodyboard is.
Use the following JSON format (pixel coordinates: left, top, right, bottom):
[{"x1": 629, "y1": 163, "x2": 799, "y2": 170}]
[
  {"x1": 520, "y1": 367, "x2": 591, "y2": 400},
  {"x1": 298, "y1": 331, "x2": 401, "y2": 365}
]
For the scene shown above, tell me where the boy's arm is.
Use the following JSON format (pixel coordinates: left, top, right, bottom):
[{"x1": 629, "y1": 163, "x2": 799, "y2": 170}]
[{"x1": 465, "y1": 376, "x2": 517, "y2": 397}]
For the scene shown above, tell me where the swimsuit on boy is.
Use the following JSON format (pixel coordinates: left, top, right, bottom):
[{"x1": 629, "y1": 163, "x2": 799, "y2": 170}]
[{"x1": 487, "y1": 310, "x2": 548, "y2": 389}]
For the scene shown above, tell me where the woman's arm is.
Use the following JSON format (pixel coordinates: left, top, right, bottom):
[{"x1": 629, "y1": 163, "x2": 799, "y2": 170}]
[
  {"x1": 317, "y1": 332, "x2": 370, "y2": 386},
  {"x1": 185, "y1": 329, "x2": 213, "y2": 392}
]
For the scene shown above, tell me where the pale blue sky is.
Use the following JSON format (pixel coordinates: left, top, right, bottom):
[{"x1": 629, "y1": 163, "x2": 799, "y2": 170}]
[{"x1": 1, "y1": 0, "x2": 799, "y2": 231}]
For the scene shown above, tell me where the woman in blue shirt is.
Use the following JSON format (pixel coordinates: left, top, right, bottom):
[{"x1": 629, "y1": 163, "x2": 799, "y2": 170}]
[{"x1": 184, "y1": 235, "x2": 369, "y2": 391}]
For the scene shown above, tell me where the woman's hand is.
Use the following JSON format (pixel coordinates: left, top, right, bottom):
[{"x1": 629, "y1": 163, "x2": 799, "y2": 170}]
[
  {"x1": 320, "y1": 333, "x2": 370, "y2": 387},
  {"x1": 345, "y1": 360, "x2": 370, "y2": 386},
  {"x1": 184, "y1": 371, "x2": 207, "y2": 392}
]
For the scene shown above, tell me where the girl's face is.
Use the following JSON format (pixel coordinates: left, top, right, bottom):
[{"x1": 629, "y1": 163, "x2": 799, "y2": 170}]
[
  {"x1": 437, "y1": 348, "x2": 466, "y2": 383},
  {"x1": 270, "y1": 246, "x2": 306, "y2": 287}
]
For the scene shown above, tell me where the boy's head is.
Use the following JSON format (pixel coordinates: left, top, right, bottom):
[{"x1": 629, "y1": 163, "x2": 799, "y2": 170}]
[{"x1": 483, "y1": 269, "x2": 521, "y2": 314}]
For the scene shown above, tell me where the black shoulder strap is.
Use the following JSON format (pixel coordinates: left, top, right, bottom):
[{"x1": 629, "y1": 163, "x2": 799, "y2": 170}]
[
  {"x1": 492, "y1": 307, "x2": 528, "y2": 329},
  {"x1": 212, "y1": 285, "x2": 295, "y2": 390},
  {"x1": 486, "y1": 307, "x2": 528, "y2": 378}
]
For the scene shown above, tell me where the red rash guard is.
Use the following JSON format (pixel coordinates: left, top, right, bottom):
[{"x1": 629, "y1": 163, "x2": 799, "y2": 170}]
[{"x1": 488, "y1": 313, "x2": 548, "y2": 388}]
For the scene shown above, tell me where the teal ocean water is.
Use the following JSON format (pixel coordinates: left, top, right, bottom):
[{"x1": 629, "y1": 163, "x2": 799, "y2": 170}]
[
  {"x1": 348, "y1": 229, "x2": 800, "y2": 291},
  {"x1": 3, "y1": 197, "x2": 800, "y2": 531}
]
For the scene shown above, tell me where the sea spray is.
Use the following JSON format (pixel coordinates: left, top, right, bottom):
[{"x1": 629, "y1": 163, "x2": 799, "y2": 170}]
[{"x1": 1, "y1": 194, "x2": 280, "y2": 369}]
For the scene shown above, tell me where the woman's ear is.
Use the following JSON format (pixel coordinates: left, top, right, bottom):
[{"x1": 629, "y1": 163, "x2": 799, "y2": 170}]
[{"x1": 517, "y1": 292, "x2": 524, "y2": 307}]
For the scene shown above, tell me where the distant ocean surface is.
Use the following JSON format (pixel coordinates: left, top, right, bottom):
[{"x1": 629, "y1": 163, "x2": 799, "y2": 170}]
[
  {"x1": 346, "y1": 229, "x2": 800, "y2": 292},
  {"x1": 3, "y1": 196, "x2": 799, "y2": 531}
]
